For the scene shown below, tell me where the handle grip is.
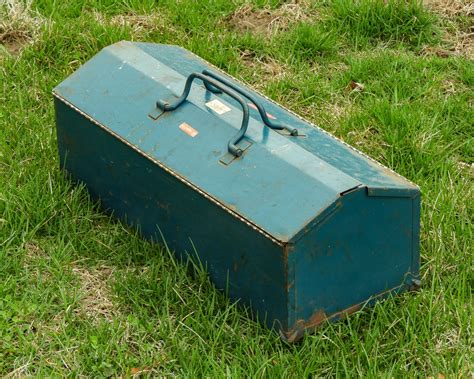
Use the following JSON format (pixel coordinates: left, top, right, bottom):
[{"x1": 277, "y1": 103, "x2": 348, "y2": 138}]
[
  {"x1": 202, "y1": 69, "x2": 298, "y2": 136},
  {"x1": 156, "y1": 72, "x2": 249, "y2": 157}
]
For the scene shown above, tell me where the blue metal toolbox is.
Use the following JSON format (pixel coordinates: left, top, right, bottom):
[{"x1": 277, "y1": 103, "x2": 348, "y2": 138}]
[{"x1": 53, "y1": 41, "x2": 420, "y2": 342}]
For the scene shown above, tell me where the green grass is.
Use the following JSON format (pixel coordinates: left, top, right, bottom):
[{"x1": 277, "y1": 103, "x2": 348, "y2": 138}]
[
  {"x1": 1, "y1": 0, "x2": 473, "y2": 376},
  {"x1": 282, "y1": 21, "x2": 339, "y2": 59},
  {"x1": 330, "y1": 0, "x2": 439, "y2": 48}
]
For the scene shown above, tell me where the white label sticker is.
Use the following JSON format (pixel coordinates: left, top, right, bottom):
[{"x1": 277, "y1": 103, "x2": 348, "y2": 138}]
[{"x1": 206, "y1": 99, "x2": 231, "y2": 115}]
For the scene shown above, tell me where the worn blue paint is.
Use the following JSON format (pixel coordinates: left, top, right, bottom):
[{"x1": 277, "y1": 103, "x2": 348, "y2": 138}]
[
  {"x1": 55, "y1": 99, "x2": 290, "y2": 329},
  {"x1": 54, "y1": 41, "x2": 420, "y2": 341},
  {"x1": 288, "y1": 189, "x2": 419, "y2": 332}
]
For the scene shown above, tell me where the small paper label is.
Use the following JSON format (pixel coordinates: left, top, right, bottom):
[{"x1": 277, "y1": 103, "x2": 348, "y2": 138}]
[
  {"x1": 206, "y1": 99, "x2": 231, "y2": 115},
  {"x1": 179, "y1": 122, "x2": 198, "y2": 137}
]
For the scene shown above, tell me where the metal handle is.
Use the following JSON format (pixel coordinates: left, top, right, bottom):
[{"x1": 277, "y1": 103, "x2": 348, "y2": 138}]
[
  {"x1": 156, "y1": 72, "x2": 250, "y2": 157},
  {"x1": 202, "y1": 69, "x2": 298, "y2": 136}
]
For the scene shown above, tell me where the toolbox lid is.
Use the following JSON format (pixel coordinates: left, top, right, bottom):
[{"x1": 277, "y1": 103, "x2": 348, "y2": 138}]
[
  {"x1": 135, "y1": 42, "x2": 420, "y2": 199},
  {"x1": 53, "y1": 41, "x2": 418, "y2": 243}
]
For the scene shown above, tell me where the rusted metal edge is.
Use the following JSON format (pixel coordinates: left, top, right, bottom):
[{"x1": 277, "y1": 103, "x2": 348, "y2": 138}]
[
  {"x1": 281, "y1": 283, "x2": 415, "y2": 343},
  {"x1": 53, "y1": 92, "x2": 284, "y2": 247},
  {"x1": 181, "y1": 46, "x2": 420, "y2": 191}
]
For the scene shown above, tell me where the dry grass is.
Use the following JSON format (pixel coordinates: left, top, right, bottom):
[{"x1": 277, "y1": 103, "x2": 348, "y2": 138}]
[
  {"x1": 22, "y1": 241, "x2": 55, "y2": 284},
  {"x1": 451, "y1": 30, "x2": 474, "y2": 58},
  {"x1": 22, "y1": 240, "x2": 118, "y2": 328},
  {"x1": 239, "y1": 50, "x2": 290, "y2": 86},
  {"x1": 324, "y1": 100, "x2": 354, "y2": 121},
  {"x1": 72, "y1": 264, "x2": 117, "y2": 323},
  {"x1": 424, "y1": 0, "x2": 473, "y2": 17},
  {"x1": 24, "y1": 241, "x2": 44, "y2": 260},
  {"x1": 227, "y1": 0, "x2": 316, "y2": 37},
  {"x1": 0, "y1": 0, "x2": 45, "y2": 56},
  {"x1": 435, "y1": 327, "x2": 463, "y2": 353},
  {"x1": 423, "y1": 0, "x2": 474, "y2": 58},
  {"x1": 309, "y1": 99, "x2": 359, "y2": 134},
  {"x1": 422, "y1": 30, "x2": 474, "y2": 59},
  {"x1": 457, "y1": 161, "x2": 474, "y2": 177},
  {"x1": 91, "y1": 9, "x2": 171, "y2": 37}
]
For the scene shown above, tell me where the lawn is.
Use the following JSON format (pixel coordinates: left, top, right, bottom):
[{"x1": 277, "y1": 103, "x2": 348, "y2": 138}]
[{"x1": 0, "y1": 0, "x2": 472, "y2": 376}]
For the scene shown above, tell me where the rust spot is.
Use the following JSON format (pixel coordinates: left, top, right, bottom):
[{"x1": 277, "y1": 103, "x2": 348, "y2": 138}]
[
  {"x1": 337, "y1": 303, "x2": 361, "y2": 320},
  {"x1": 226, "y1": 204, "x2": 237, "y2": 212},
  {"x1": 282, "y1": 243, "x2": 296, "y2": 293},
  {"x1": 282, "y1": 243, "x2": 290, "y2": 261},
  {"x1": 283, "y1": 303, "x2": 363, "y2": 343},
  {"x1": 307, "y1": 309, "x2": 327, "y2": 325},
  {"x1": 408, "y1": 278, "x2": 421, "y2": 291},
  {"x1": 284, "y1": 309, "x2": 327, "y2": 343},
  {"x1": 156, "y1": 201, "x2": 171, "y2": 214}
]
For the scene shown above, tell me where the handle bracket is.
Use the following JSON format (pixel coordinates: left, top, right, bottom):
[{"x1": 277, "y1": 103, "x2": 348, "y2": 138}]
[
  {"x1": 156, "y1": 72, "x2": 249, "y2": 157},
  {"x1": 202, "y1": 69, "x2": 298, "y2": 136}
]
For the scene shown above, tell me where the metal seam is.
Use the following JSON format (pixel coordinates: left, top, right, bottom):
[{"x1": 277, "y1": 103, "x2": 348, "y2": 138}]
[
  {"x1": 53, "y1": 92, "x2": 284, "y2": 247},
  {"x1": 184, "y1": 47, "x2": 419, "y2": 190}
]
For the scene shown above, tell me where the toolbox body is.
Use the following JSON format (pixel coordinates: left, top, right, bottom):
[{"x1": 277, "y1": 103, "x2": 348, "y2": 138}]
[{"x1": 53, "y1": 41, "x2": 420, "y2": 341}]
